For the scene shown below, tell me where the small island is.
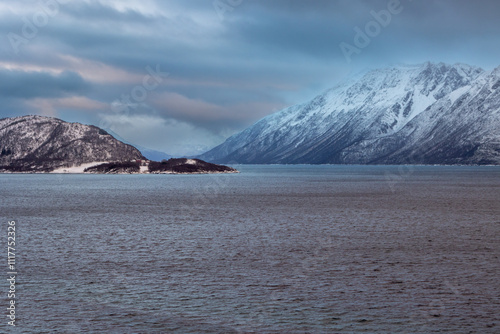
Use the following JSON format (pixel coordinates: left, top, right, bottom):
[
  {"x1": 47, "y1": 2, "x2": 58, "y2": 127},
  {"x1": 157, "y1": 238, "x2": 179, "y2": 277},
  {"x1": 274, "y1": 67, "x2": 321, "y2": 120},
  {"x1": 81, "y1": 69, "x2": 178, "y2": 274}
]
[{"x1": 83, "y1": 158, "x2": 238, "y2": 175}]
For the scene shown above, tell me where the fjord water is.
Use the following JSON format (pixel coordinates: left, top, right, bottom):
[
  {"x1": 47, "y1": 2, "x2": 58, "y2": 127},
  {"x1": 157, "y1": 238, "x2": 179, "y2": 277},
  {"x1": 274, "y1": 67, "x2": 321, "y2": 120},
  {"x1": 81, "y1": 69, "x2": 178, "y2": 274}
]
[{"x1": 1, "y1": 165, "x2": 499, "y2": 333}]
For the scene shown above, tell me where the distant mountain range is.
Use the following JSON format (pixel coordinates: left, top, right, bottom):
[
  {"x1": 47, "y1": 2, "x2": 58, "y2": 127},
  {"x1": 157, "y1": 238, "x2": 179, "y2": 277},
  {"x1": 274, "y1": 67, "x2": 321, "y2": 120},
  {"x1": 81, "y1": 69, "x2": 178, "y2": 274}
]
[
  {"x1": 2, "y1": 62, "x2": 499, "y2": 169},
  {"x1": 200, "y1": 62, "x2": 500, "y2": 165},
  {"x1": 104, "y1": 129, "x2": 172, "y2": 162}
]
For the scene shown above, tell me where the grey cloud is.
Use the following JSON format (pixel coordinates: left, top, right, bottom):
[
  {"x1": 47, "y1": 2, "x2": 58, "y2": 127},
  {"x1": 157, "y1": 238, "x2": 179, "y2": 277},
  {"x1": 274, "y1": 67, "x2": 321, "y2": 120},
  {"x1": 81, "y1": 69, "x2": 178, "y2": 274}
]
[{"x1": 0, "y1": 70, "x2": 89, "y2": 99}]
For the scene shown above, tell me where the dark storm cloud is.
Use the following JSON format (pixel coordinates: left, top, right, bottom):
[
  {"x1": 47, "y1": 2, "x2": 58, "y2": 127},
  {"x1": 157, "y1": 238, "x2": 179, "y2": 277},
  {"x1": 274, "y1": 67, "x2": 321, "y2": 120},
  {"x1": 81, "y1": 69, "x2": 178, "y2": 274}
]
[
  {"x1": 223, "y1": 0, "x2": 500, "y2": 68},
  {"x1": 0, "y1": 0, "x2": 499, "y2": 154}
]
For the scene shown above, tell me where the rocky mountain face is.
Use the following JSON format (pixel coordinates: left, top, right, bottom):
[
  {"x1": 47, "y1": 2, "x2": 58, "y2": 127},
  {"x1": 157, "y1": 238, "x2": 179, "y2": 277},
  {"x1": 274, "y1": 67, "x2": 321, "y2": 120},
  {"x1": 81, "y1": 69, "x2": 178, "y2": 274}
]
[
  {"x1": 0, "y1": 115, "x2": 145, "y2": 172},
  {"x1": 200, "y1": 62, "x2": 500, "y2": 165}
]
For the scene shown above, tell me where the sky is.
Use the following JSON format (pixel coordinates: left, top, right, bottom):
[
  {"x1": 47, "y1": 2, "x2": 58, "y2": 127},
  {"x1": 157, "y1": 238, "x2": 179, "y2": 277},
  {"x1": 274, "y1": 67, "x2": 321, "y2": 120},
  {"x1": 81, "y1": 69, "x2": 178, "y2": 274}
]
[{"x1": 1, "y1": 0, "x2": 500, "y2": 156}]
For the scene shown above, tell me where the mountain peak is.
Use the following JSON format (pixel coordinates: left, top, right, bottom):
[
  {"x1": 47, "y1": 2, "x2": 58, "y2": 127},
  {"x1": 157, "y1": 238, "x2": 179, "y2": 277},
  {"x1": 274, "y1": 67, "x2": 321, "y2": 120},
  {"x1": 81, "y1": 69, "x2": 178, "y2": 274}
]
[{"x1": 491, "y1": 65, "x2": 500, "y2": 76}]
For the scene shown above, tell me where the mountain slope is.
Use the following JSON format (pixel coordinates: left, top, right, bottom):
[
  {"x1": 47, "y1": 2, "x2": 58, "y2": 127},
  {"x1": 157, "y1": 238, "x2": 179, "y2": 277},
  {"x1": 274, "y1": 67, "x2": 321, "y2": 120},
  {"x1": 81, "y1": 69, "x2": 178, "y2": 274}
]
[
  {"x1": 0, "y1": 115, "x2": 145, "y2": 172},
  {"x1": 200, "y1": 62, "x2": 500, "y2": 165},
  {"x1": 360, "y1": 66, "x2": 500, "y2": 164}
]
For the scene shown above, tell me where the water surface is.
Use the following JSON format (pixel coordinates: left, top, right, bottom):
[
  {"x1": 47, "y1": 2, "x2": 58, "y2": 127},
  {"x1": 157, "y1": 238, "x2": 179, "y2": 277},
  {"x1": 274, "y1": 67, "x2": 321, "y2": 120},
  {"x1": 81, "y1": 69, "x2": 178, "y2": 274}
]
[{"x1": 1, "y1": 165, "x2": 499, "y2": 333}]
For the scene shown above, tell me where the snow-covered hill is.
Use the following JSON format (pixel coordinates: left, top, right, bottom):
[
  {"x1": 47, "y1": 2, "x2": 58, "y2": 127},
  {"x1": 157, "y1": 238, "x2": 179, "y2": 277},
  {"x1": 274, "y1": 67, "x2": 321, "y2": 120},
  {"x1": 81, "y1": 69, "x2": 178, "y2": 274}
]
[
  {"x1": 200, "y1": 62, "x2": 500, "y2": 165},
  {"x1": 0, "y1": 115, "x2": 145, "y2": 172}
]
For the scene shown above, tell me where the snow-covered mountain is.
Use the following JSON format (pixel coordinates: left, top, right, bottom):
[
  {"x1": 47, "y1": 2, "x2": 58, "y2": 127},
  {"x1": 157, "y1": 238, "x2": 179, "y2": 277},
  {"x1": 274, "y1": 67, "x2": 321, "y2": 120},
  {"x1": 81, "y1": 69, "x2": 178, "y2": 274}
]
[
  {"x1": 0, "y1": 115, "x2": 145, "y2": 172},
  {"x1": 200, "y1": 62, "x2": 500, "y2": 165}
]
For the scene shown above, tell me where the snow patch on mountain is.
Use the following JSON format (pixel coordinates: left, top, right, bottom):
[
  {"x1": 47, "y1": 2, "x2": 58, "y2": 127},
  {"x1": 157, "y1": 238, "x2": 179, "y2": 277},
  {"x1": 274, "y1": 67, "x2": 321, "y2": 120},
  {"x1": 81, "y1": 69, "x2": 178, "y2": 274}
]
[{"x1": 51, "y1": 162, "x2": 109, "y2": 174}]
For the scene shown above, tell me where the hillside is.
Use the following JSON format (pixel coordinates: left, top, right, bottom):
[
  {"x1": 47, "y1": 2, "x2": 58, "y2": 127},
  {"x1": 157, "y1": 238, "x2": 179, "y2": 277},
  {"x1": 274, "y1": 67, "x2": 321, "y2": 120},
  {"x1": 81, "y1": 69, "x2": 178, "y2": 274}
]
[{"x1": 0, "y1": 115, "x2": 145, "y2": 172}]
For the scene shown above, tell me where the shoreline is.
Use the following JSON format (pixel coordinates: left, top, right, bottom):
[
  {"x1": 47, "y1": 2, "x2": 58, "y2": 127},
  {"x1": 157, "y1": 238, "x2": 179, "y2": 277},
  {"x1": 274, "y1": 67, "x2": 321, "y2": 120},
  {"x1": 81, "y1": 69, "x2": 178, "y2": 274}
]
[
  {"x1": 0, "y1": 159, "x2": 239, "y2": 175},
  {"x1": 0, "y1": 170, "x2": 240, "y2": 175}
]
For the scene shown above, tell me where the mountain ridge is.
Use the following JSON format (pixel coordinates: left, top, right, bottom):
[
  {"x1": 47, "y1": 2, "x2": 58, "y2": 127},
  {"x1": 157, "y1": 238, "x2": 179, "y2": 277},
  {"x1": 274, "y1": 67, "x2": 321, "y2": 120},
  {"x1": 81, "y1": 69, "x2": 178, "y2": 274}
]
[{"x1": 199, "y1": 62, "x2": 500, "y2": 165}]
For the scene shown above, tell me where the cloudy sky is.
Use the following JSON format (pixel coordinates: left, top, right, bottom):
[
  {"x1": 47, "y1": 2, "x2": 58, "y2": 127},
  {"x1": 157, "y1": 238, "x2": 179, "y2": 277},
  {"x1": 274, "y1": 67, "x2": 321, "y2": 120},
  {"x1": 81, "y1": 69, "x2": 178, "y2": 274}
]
[{"x1": 1, "y1": 0, "x2": 499, "y2": 155}]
